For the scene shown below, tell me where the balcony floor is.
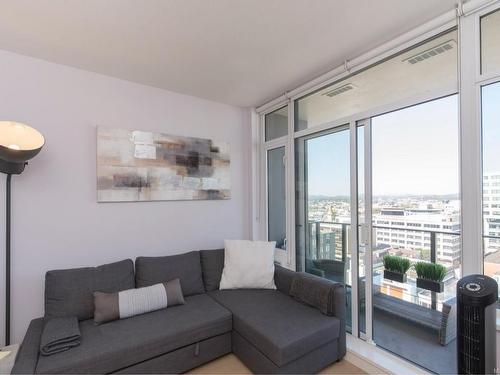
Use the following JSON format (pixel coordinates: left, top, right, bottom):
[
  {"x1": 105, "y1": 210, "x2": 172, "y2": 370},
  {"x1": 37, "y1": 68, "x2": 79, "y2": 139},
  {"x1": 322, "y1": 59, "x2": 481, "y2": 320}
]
[{"x1": 359, "y1": 309, "x2": 457, "y2": 374}]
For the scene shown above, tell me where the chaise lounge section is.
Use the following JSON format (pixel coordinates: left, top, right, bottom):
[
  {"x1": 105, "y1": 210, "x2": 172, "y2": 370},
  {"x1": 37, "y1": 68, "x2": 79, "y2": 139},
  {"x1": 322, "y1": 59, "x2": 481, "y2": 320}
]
[{"x1": 13, "y1": 249, "x2": 346, "y2": 374}]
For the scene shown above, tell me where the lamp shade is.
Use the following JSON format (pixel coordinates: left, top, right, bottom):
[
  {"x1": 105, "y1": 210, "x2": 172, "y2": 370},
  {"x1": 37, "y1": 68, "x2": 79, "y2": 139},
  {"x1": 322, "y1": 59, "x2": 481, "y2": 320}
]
[{"x1": 0, "y1": 121, "x2": 45, "y2": 174}]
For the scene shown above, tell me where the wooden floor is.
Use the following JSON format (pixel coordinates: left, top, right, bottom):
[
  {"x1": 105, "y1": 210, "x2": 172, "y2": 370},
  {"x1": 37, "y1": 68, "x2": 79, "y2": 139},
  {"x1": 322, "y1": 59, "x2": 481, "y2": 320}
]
[{"x1": 188, "y1": 354, "x2": 366, "y2": 374}]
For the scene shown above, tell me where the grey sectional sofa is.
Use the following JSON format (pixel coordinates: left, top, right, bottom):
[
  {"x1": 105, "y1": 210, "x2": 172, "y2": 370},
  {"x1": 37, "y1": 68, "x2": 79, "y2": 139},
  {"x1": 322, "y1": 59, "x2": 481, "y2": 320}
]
[{"x1": 12, "y1": 249, "x2": 346, "y2": 374}]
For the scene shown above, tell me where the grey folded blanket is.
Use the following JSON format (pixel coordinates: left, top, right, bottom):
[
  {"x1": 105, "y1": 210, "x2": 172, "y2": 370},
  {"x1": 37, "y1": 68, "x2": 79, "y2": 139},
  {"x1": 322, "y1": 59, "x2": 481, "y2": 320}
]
[{"x1": 40, "y1": 317, "x2": 81, "y2": 356}]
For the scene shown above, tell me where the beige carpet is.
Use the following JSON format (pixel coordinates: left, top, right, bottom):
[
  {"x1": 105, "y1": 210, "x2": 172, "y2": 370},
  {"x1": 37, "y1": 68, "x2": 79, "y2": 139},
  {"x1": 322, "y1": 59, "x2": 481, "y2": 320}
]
[{"x1": 188, "y1": 354, "x2": 366, "y2": 374}]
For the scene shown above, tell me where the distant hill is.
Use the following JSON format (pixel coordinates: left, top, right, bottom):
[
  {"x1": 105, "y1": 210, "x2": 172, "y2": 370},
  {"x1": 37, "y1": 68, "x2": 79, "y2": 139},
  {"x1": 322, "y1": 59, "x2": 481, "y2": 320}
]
[
  {"x1": 308, "y1": 193, "x2": 459, "y2": 201},
  {"x1": 309, "y1": 195, "x2": 350, "y2": 201}
]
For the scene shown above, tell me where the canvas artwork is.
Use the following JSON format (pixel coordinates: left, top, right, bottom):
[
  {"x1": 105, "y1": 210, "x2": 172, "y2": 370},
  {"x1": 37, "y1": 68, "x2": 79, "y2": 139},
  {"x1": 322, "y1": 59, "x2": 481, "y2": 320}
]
[{"x1": 97, "y1": 127, "x2": 231, "y2": 202}]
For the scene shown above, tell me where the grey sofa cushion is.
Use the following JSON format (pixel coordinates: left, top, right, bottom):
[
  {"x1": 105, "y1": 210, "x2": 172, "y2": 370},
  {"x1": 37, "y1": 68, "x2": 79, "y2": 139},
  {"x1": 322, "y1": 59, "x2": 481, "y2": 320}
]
[
  {"x1": 233, "y1": 330, "x2": 339, "y2": 374},
  {"x1": 45, "y1": 259, "x2": 135, "y2": 320},
  {"x1": 35, "y1": 294, "x2": 232, "y2": 374},
  {"x1": 208, "y1": 289, "x2": 340, "y2": 367},
  {"x1": 200, "y1": 249, "x2": 224, "y2": 291},
  {"x1": 135, "y1": 251, "x2": 205, "y2": 296}
]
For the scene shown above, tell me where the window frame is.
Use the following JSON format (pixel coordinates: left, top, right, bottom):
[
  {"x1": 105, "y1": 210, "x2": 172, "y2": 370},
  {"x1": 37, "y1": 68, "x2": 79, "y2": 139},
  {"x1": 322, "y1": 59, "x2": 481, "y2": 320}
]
[
  {"x1": 461, "y1": 2, "x2": 500, "y2": 278},
  {"x1": 476, "y1": 2, "x2": 500, "y2": 323},
  {"x1": 254, "y1": 1, "x2": 500, "y2": 366},
  {"x1": 260, "y1": 100, "x2": 294, "y2": 267}
]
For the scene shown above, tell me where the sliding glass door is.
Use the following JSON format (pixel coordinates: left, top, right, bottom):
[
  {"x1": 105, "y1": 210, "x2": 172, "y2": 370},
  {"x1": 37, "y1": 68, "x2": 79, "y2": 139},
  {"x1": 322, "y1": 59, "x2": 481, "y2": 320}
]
[
  {"x1": 295, "y1": 126, "x2": 352, "y2": 330},
  {"x1": 291, "y1": 28, "x2": 459, "y2": 374},
  {"x1": 480, "y1": 8, "x2": 500, "y2": 313},
  {"x1": 481, "y1": 81, "x2": 500, "y2": 307},
  {"x1": 368, "y1": 95, "x2": 460, "y2": 374}
]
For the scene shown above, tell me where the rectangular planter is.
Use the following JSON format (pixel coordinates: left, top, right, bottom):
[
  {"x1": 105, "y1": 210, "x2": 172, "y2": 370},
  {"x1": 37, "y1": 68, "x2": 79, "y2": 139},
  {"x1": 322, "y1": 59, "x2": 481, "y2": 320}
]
[
  {"x1": 416, "y1": 278, "x2": 444, "y2": 293},
  {"x1": 383, "y1": 270, "x2": 407, "y2": 283}
]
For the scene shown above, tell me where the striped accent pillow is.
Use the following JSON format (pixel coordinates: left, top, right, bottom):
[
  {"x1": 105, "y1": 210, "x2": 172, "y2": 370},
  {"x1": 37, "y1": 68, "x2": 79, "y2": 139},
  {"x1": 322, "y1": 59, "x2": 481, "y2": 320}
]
[{"x1": 93, "y1": 278, "x2": 185, "y2": 324}]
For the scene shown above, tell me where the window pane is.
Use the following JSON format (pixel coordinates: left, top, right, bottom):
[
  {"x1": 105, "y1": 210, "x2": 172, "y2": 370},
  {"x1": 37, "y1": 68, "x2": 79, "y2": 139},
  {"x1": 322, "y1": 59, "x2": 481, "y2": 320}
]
[
  {"x1": 482, "y1": 81, "x2": 500, "y2": 307},
  {"x1": 267, "y1": 147, "x2": 286, "y2": 249},
  {"x1": 295, "y1": 30, "x2": 458, "y2": 131},
  {"x1": 481, "y1": 9, "x2": 500, "y2": 75},
  {"x1": 265, "y1": 106, "x2": 288, "y2": 141}
]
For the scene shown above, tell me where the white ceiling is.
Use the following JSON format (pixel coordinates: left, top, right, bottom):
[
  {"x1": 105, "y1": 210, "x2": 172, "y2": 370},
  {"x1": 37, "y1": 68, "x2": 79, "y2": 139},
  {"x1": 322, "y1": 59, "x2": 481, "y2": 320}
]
[{"x1": 0, "y1": 0, "x2": 459, "y2": 107}]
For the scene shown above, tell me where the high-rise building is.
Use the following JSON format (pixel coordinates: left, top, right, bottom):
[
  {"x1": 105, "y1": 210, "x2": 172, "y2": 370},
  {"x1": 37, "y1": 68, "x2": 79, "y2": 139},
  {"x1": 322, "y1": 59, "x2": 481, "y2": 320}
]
[
  {"x1": 483, "y1": 172, "x2": 500, "y2": 254},
  {"x1": 373, "y1": 207, "x2": 460, "y2": 268},
  {"x1": 483, "y1": 172, "x2": 500, "y2": 302}
]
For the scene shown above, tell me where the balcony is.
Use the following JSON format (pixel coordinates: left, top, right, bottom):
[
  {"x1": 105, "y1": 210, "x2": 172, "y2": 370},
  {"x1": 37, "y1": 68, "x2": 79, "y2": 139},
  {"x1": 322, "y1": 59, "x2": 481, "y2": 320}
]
[{"x1": 305, "y1": 221, "x2": 461, "y2": 374}]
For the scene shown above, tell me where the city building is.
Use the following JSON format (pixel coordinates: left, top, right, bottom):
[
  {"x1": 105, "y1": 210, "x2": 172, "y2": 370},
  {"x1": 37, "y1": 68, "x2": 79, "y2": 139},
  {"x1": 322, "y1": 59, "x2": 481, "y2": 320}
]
[
  {"x1": 484, "y1": 172, "x2": 500, "y2": 254},
  {"x1": 373, "y1": 206, "x2": 461, "y2": 268}
]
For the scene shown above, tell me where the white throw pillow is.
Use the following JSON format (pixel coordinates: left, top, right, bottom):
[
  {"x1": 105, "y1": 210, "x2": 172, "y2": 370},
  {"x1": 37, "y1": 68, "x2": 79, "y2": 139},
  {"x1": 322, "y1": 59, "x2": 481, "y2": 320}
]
[{"x1": 219, "y1": 240, "x2": 277, "y2": 290}]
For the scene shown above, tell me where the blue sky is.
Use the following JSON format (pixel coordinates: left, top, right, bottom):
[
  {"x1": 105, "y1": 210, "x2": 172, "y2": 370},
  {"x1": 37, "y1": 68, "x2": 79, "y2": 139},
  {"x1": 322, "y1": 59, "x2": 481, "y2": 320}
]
[
  {"x1": 307, "y1": 127, "x2": 350, "y2": 197},
  {"x1": 371, "y1": 95, "x2": 459, "y2": 196},
  {"x1": 482, "y1": 81, "x2": 500, "y2": 173},
  {"x1": 306, "y1": 94, "x2": 478, "y2": 197}
]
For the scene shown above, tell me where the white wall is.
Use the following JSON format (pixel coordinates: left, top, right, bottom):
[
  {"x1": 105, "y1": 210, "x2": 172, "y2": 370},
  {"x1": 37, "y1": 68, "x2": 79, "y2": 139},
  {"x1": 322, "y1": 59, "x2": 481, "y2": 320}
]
[{"x1": 0, "y1": 49, "x2": 251, "y2": 345}]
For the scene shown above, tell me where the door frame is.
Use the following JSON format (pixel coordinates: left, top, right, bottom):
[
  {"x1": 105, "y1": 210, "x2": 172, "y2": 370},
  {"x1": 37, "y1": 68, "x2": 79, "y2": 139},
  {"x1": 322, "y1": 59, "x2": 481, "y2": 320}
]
[
  {"x1": 261, "y1": 87, "x2": 461, "y2": 343},
  {"x1": 294, "y1": 123, "x2": 351, "y2": 272}
]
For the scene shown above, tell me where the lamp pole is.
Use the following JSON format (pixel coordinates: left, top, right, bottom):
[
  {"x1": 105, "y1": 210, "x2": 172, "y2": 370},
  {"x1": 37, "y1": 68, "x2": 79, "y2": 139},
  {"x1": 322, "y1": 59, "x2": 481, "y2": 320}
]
[
  {"x1": 0, "y1": 121, "x2": 44, "y2": 347},
  {"x1": 5, "y1": 174, "x2": 11, "y2": 346}
]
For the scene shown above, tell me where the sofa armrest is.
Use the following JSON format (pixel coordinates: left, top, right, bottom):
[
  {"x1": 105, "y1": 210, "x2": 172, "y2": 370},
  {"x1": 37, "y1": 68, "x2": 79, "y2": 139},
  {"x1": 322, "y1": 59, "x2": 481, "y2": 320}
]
[
  {"x1": 274, "y1": 266, "x2": 347, "y2": 357},
  {"x1": 289, "y1": 272, "x2": 347, "y2": 358},
  {"x1": 274, "y1": 265, "x2": 296, "y2": 295},
  {"x1": 11, "y1": 318, "x2": 44, "y2": 374},
  {"x1": 290, "y1": 273, "x2": 345, "y2": 317}
]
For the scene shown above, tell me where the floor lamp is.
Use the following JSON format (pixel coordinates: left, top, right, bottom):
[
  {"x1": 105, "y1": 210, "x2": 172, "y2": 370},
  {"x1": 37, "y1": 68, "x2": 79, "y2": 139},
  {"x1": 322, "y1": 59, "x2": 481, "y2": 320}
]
[{"x1": 0, "y1": 121, "x2": 44, "y2": 346}]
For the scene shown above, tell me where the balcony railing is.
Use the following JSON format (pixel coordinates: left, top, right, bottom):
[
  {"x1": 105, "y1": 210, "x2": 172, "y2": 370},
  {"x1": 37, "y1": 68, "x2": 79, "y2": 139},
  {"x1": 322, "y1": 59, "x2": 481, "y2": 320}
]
[
  {"x1": 307, "y1": 221, "x2": 348, "y2": 262},
  {"x1": 306, "y1": 220, "x2": 461, "y2": 309}
]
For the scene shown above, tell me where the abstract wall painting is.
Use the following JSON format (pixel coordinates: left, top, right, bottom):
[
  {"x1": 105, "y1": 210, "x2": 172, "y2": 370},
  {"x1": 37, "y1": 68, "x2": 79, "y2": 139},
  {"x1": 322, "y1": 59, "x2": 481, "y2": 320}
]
[{"x1": 96, "y1": 127, "x2": 231, "y2": 202}]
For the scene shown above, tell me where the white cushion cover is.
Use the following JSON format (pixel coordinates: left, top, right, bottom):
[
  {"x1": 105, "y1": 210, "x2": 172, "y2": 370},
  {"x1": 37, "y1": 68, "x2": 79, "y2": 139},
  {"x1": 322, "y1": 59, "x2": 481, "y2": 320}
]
[{"x1": 219, "y1": 240, "x2": 276, "y2": 290}]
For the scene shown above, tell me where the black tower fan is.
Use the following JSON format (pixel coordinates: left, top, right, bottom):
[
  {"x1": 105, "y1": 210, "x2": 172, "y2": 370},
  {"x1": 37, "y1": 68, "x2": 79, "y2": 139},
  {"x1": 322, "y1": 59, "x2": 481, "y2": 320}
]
[{"x1": 457, "y1": 274, "x2": 498, "y2": 374}]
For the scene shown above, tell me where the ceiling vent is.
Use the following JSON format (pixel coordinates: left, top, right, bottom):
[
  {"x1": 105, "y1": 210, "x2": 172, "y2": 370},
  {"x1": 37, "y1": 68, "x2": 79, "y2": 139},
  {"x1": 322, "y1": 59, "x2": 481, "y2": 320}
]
[
  {"x1": 404, "y1": 40, "x2": 456, "y2": 65},
  {"x1": 322, "y1": 83, "x2": 355, "y2": 98}
]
